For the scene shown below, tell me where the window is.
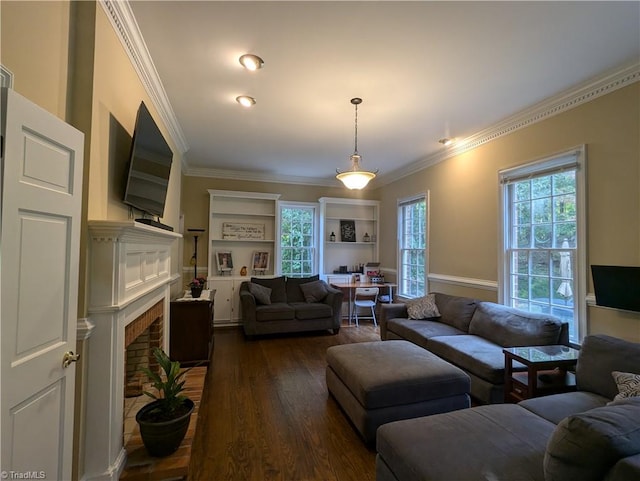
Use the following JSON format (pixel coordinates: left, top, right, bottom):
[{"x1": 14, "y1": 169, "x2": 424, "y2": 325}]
[
  {"x1": 398, "y1": 194, "x2": 428, "y2": 298},
  {"x1": 278, "y1": 203, "x2": 318, "y2": 277},
  {"x1": 499, "y1": 147, "x2": 586, "y2": 343}
]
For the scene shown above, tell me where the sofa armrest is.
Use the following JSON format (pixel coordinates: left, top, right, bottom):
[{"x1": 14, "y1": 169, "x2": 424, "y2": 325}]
[
  {"x1": 323, "y1": 282, "x2": 344, "y2": 325},
  {"x1": 379, "y1": 303, "x2": 408, "y2": 340},
  {"x1": 239, "y1": 282, "x2": 257, "y2": 323}
]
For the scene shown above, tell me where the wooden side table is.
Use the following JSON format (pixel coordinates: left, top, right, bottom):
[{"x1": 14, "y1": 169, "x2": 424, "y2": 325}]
[{"x1": 503, "y1": 345, "x2": 580, "y2": 403}]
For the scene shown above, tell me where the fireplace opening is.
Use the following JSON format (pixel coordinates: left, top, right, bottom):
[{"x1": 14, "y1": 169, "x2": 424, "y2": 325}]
[{"x1": 123, "y1": 300, "x2": 164, "y2": 444}]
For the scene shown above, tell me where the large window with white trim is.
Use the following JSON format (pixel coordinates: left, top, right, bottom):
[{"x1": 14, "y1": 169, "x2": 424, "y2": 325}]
[
  {"x1": 278, "y1": 203, "x2": 318, "y2": 277},
  {"x1": 500, "y1": 147, "x2": 586, "y2": 343},
  {"x1": 398, "y1": 194, "x2": 427, "y2": 298}
]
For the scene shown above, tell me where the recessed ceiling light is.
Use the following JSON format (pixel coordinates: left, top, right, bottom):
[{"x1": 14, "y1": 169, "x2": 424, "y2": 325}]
[
  {"x1": 239, "y1": 54, "x2": 264, "y2": 71},
  {"x1": 236, "y1": 95, "x2": 256, "y2": 107},
  {"x1": 438, "y1": 138, "x2": 453, "y2": 146}
]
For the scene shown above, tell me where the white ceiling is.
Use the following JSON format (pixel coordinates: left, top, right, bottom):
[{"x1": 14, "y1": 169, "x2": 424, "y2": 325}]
[{"x1": 128, "y1": 1, "x2": 640, "y2": 187}]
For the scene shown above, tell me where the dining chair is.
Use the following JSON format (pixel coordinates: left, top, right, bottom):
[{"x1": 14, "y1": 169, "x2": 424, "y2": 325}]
[{"x1": 353, "y1": 287, "x2": 379, "y2": 327}]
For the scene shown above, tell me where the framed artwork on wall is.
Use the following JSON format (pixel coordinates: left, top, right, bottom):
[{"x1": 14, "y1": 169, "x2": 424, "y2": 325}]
[
  {"x1": 340, "y1": 220, "x2": 356, "y2": 242},
  {"x1": 216, "y1": 251, "x2": 233, "y2": 272}
]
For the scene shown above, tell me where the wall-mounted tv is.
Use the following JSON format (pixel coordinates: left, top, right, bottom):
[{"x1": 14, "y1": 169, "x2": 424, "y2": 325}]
[
  {"x1": 591, "y1": 265, "x2": 640, "y2": 313},
  {"x1": 123, "y1": 101, "x2": 173, "y2": 222}
]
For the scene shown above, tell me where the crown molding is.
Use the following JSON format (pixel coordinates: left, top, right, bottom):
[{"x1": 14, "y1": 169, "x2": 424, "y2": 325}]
[
  {"x1": 378, "y1": 60, "x2": 640, "y2": 186},
  {"x1": 184, "y1": 166, "x2": 341, "y2": 187},
  {"x1": 99, "y1": 0, "x2": 189, "y2": 157}
]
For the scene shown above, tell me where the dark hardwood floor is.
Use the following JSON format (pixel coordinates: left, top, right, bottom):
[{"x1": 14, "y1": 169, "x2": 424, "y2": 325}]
[{"x1": 189, "y1": 322, "x2": 381, "y2": 481}]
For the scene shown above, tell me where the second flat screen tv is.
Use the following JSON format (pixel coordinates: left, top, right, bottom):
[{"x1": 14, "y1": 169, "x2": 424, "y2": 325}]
[
  {"x1": 123, "y1": 101, "x2": 173, "y2": 218},
  {"x1": 591, "y1": 265, "x2": 640, "y2": 312}
]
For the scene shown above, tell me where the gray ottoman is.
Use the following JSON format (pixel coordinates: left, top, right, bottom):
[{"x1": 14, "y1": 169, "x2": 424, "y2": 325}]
[{"x1": 326, "y1": 340, "x2": 470, "y2": 444}]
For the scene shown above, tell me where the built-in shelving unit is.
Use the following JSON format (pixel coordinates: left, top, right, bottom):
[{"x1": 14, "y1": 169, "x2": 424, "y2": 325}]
[
  {"x1": 208, "y1": 189, "x2": 281, "y2": 326},
  {"x1": 319, "y1": 197, "x2": 379, "y2": 280}
]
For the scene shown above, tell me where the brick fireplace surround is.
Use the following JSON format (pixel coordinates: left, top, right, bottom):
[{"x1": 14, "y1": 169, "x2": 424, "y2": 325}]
[{"x1": 83, "y1": 221, "x2": 180, "y2": 481}]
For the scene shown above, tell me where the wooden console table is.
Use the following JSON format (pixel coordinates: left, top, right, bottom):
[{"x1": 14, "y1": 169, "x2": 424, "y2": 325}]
[{"x1": 170, "y1": 290, "x2": 215, "y2": 366}]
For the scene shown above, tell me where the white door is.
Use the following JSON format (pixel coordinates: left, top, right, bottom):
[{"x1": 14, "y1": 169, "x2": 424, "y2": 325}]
[
  {"x1": 212, "y1": 278, "x2": 233, "y2": 323},
  {"x1": 1, "y1": 88, "x2": 84, "y2": 479}
]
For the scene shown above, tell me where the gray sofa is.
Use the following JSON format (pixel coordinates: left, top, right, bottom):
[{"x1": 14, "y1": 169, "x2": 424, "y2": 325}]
[
  {"x1": 376, "y1": 334, "x2": 640, "y2": 481},
  {"x1": 380, "y1": 292, "x2": 569, "y2": 404},
  {"x1": 239, "y1": 275, "x2": 344, "y2": 336}
]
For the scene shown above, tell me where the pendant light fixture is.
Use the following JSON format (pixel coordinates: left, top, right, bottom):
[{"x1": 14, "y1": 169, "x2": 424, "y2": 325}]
[{"x1": 336, "y1": 98, "x2": 378, "y2": 189}]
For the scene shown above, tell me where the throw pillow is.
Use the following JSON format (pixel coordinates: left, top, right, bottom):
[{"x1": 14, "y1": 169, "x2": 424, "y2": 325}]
[
  {"x1": 249, "y1": 282, "x2": 272, "y2": 305},
  {"x1": 611, "y1": 371, "x2": 640, "y2": 401},
  {"x1": 299, "y1": 280, "x2": 329, "y2": 303},
  {"x1": 406, "y1": 294, "x2": 440, "y2": 319}
]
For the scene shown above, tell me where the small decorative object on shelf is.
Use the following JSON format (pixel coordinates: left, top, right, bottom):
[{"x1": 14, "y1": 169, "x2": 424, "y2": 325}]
[
  {"x1": 329, "y1": 232, "x2": 336, "y2": 242},
  {"x1": 240, "y1": 266, "x2": 247, "y2": 276},
  {"x1": 188, "y1": 277, "x2": 207, "y2": 298},
  {"x1": 363, "y1": 232, "x2": 370, "y2": 242}
]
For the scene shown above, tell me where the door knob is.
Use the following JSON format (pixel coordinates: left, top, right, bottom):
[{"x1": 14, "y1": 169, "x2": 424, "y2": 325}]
[{"x1": 62, "y1": 351, "x2": 80, "y2": 368}]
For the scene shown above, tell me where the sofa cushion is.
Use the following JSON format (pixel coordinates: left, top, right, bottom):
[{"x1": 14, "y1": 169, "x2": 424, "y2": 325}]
[
  {"x1": 544, "y1": 397, "x2": 640, "y2": 481},
  {"x1": 428, "y1": 335, "x2": 518, "y2": 384},
  {"x1": 576, "y1": 334, "x2": 640, "y2": 399},
  {"x1": 248, "y1": 282, "x2": 272, "y2": 305},
  {"x1": 386, "y1": 319, "x2": 465, "y2": 350},
  {"x1": 611, "y1": 371, "x2": 640, "y2": 402},
  {"x1": 377, "y1": 404, "x2": 555, "y2": 481},
  {"x1": 469, "y1": 302, "x2": 563, "y2": 347},
  {"x1": 433, "y1": 292, "x2": 478, "y2": 332},
  {"x1": 251, "y1": 276, "x2": 287, "y2": 303},
  {"x1": 519, "y1": 391, "x2": 610, "y2": 425},
  {"x1": 285, "y1": 275, "x2": 320, "y2": 303},
  {"x1": 299, "y1": 279, "x2": 328, "y2": 303},
  {"x1": 406, "y1": 294, "x2": 440, "y2": 319},
  {"x1": 291, "y1": 302, "x2": 332, "y2": 320},
  {"x1": 254, "y1": 302, "x2": 295, "y2": 322}
]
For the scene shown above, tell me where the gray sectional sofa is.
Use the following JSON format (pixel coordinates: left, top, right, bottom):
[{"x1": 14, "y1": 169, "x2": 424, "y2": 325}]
[
  {"x1": 376, "y1": 334, "x2": 640, "y2": 481},
  {"x1": 239, "y1": 275, "x2": 344, "y2": 336},
  {"x1": 380, "y1": 292, "x2": 569, "y2": 404}
]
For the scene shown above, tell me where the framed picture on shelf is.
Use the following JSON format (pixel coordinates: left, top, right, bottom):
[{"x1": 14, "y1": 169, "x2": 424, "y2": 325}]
[
  {"x1": 340, "y1": 220, "x2": 356, "y2": 242},
  {"x1": 252, "y1": 251, "x2": 270, "y2": 272},
  {"x1": 216, "y1": 251, "x2": 233, "y2": 272}
]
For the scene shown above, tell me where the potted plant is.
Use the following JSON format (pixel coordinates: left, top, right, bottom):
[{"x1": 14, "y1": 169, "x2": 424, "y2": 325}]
[
  {"x1": 135, "y1": 347, "x2": 195, "y2": 457},
  {"x1": 188, "y1": 276, "x2": 207, "y2": 298}
]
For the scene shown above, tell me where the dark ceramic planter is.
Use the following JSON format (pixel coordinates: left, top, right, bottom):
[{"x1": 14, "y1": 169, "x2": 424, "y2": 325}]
[
  {"x1": 135, "y1": 398, "x2": 195, "y2": 457},
  {"x1": 191, "y1": 287, "x2": 203, "y2": 298}
]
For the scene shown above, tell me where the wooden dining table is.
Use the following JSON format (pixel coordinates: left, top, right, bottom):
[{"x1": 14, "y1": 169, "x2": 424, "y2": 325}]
[{"x1": 329, "y1": 281, "x2": 397, "y2": 322}]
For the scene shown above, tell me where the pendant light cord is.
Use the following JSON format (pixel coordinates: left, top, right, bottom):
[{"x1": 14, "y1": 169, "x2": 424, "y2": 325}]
[{"x1": 353, "y1": 102, "x2": 358, "y2": 154}]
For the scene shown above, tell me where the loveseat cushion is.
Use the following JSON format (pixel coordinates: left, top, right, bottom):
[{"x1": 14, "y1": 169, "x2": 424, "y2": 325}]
[
  {"x1": 285, "y1": 275, "x2": 320, "y2": 303},
  {"x1": 544, "y1": 397, "x2": 640, "y2": 481},
  {"x1": 248, "y1": 282, "x2": 272, "y2": 305},
  {"x1": 386, "y1": 319, "x2": 465, "y2": 350},
  {"x1": 291, "y1": 302, "x2": 332, "y2": 320},
  {"x1": 576, "y1": 334, "x2": 640, "y2": 399},
  {"x1": 428, "y1": 335, "x2": 518, "y2": 384},
  {"x1": 255, "y1": 302, "x2": 295, "y2": 322},
  {"x1": 299, "y1": 279, "x2": 328, "y2": 303},
  {"x1": 469, "y1": 302, "x2": 563, "y2": 347},
  {"x1": 251, "y1": 276, "x2": 287, "y2": 303},
  {"x1": 433, "y1": 292, "x2": 479, "y2": 332}
]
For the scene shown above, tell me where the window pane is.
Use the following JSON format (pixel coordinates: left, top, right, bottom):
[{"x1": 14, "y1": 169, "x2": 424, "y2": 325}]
[
  {"x1": 504, "y1": 163, "x2": 579, "y2": 342},
  {"x1": 280, "y1": 206, "x2": 316, "y2": 277},
  {"x1": 398, "y1": 196, "x2": 427, "y2": 298}
]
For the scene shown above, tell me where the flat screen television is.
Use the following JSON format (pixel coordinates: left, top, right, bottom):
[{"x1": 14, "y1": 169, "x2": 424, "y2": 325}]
[
  {"x1": 591, "y1": 265, "x2": 640, "y2": 312},
  {"x1": 123, "y1": 101, "x2": 173, "y2": 222}
]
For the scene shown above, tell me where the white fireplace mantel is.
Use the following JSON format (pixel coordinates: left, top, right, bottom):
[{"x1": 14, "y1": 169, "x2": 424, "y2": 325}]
[{"x1": 83, "y1": 220, "x2": 181, "y2": 481}]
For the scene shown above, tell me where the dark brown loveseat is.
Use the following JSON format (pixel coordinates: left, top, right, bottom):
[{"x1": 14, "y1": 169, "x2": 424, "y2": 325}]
[{"x1": 239, "y1": 275, "x2": 344, "y2": 336}]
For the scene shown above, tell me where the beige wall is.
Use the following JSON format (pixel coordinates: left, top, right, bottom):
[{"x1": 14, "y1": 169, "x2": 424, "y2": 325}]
[
  {"x1": 378, "y1": 83, "x2": 640, "y2": 342},
  {"x1": 1, "y1": 1, "x2": 71, "y2": 118}
]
